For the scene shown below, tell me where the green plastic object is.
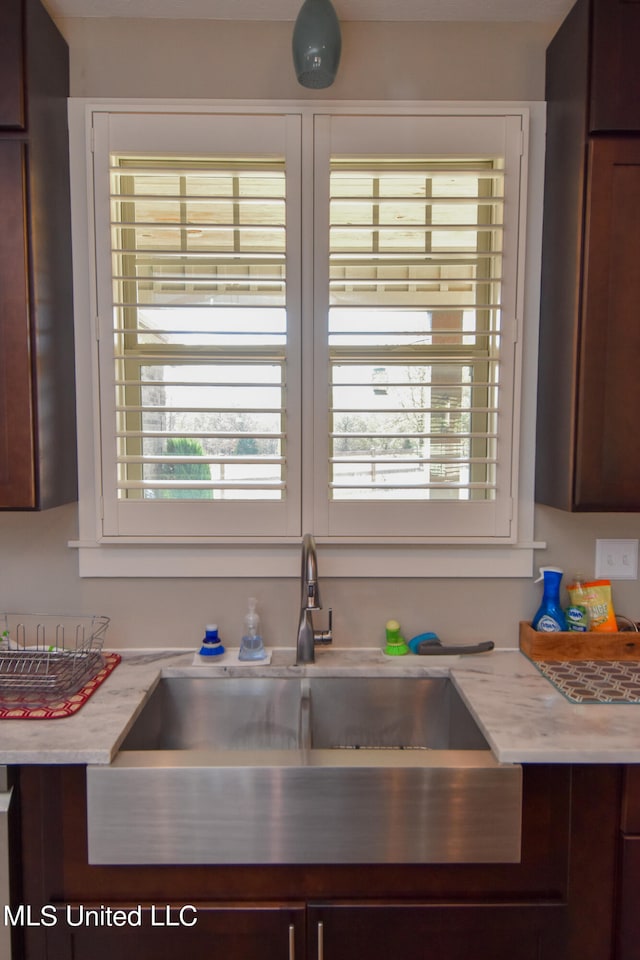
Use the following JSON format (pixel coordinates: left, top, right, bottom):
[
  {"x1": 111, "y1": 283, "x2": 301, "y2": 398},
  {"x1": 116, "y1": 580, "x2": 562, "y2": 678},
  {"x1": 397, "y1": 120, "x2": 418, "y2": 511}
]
[{"x1": 384, "y1": 619, "x2": 409, "y2": 656}]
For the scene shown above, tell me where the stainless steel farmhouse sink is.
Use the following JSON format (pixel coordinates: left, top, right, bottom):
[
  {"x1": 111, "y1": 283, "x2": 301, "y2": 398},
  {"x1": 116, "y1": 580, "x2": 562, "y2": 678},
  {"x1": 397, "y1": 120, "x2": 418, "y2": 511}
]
[{"x1": 87, "y1": 676, "x2": 522, "y2": 866}]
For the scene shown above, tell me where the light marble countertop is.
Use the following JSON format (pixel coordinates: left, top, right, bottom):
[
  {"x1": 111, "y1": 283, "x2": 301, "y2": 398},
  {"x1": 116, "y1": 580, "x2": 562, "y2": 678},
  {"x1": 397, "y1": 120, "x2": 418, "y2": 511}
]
[{"x1": 2, "y1": 646, "x2": 640, "y2": 765}]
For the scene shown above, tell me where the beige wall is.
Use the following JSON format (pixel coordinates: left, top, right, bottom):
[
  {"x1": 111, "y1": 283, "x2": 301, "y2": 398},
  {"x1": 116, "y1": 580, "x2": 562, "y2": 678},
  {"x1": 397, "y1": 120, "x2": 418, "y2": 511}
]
[
  {"x1": 2, "y1": 16, "x2": 639, "y2": 652},
  {"x1": 60, "y1": 19, "x2": 553, "y2": 101}
]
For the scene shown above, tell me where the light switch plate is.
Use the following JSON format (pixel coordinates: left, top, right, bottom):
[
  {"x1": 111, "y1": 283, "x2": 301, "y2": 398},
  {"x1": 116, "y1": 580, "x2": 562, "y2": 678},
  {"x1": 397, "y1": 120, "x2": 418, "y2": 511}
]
[{"x1": 595, "y1": 539, "x2": 639, "y2": 580}]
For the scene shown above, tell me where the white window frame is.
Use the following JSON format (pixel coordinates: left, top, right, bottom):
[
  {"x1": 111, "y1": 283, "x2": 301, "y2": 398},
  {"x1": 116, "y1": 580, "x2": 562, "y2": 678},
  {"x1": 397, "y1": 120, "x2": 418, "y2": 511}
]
[{"x1": 68, "y1": 99, "x2": 546, "y2": 579}]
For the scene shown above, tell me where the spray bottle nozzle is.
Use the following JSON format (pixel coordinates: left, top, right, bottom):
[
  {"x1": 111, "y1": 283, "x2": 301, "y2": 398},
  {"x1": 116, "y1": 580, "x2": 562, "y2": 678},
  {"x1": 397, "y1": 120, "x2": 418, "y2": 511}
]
[{"x1": 535, "y1": 565, "x2": 564, "y2": 584}]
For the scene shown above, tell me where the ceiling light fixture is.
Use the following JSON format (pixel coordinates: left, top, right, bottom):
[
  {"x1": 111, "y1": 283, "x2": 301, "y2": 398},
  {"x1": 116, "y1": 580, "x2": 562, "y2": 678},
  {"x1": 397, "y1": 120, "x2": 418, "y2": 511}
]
[{"x1": 292, "y1": 0, "x2": 342, "y2": 89}]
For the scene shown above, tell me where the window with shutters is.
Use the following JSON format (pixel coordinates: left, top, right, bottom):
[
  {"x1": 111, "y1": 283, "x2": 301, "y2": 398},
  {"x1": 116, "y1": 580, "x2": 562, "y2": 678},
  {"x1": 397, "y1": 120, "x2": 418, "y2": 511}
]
[{"x1": 69, "y1": 102, "x2": 543, "y2": 577}]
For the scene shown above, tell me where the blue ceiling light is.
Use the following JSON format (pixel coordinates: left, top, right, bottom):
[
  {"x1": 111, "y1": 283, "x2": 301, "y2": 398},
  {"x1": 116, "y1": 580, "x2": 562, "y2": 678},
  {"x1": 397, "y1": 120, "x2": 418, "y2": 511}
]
[{"x1": 292, "y1": 0, "x2": 342, "y2": 89}]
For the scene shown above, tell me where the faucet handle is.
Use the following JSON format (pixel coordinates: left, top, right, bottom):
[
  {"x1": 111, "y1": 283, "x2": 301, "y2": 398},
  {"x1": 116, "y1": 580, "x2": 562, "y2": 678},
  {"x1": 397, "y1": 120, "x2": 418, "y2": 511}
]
[{"x1": 314, "y1": 608, "x2": 333, "y2": 646}]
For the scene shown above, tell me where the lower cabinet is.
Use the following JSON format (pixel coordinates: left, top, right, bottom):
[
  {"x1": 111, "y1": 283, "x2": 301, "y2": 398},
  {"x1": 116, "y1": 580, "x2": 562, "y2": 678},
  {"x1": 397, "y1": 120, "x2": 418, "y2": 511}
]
[
  {"x1": 14, "y1": 764, "x2": 622, "y2": 960},
  {"x1": 45, "y1": 905, "x2": 305, "y2": 960},
  {"x1": 617, "y1": 840, "x2": 640, "y2": 960},
  {"x1": 617, "y1": 766, "x2": 640, "y2": 959},
  {"x1": 43, "y1": 901, "x2": 564, "y2": 960},
  {"x1": 306, "y1": 903, "x2": 565, "y2": 960}
]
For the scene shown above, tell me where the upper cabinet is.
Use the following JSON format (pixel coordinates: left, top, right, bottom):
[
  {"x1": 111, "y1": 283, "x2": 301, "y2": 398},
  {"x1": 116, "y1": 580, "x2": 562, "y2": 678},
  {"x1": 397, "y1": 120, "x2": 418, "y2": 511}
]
[
  {"x1": 590, "y1": 0, "x2": 640, "y2": 131},
  {"x1": 536, "y1": 0, "x2": 640, "y2": 511},
  {"x1": 0, "y1": 1, "x2": 25, "y2": 129},
  {"x1": 0, "y1": 0, "x2": 77, "y2": 509}
]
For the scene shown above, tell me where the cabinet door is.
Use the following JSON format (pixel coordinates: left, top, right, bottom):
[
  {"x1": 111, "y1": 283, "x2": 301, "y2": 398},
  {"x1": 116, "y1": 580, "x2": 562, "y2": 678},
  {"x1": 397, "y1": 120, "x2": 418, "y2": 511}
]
[
  {"x1": 46, "y1": 904, "x2": 305, "y2": 960},
  {"x1": 574, "y1": 138, "x2": 640, "y2": 509},
  {"x1": 622, "y1": 766, "x2": 640, "y2": 834},
  {"x1": 0, "y1": 141, "x2": 37, "y2": 508},
  {"x1": 619, "y1": 768, "x2": 640, "y2": 960},
  {"x1": 307, "y1": 903, "x2": 566, "y2": 960},
  {"x1": 590, "y1": 0, "x2": 640, "y2": 132},
  {"x1": 0, "y1": 0, "x2": 25, "y2": 129},
  {"x1": 617, "y1": 838, "x2": 640, "y2": 960}
]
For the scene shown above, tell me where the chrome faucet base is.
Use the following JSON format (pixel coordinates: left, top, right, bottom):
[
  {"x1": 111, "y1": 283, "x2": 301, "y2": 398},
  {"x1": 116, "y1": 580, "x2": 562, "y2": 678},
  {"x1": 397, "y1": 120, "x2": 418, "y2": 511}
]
[
  {"x1": 296, "y1": 608, "x2": 316, "y2": 665},
  {"x1": 296, "y1": 534, "x2": 333, "y2": 664}
]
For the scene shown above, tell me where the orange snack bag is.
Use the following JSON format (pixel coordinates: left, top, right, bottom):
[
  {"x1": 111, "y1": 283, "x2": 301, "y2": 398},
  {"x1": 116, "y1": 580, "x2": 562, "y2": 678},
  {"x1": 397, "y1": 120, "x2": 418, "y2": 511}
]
[{"x1": 581, "y1": 579, "x2": 617, "y2": 632}]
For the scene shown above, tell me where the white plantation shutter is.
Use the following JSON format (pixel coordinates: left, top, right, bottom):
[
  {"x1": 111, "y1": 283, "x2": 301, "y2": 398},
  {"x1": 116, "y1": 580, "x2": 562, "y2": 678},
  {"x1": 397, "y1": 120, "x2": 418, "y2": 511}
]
[
  {"x1": 91, "y1": 112, "x2": 302, "y2": 537},
  {"x1": 312, "y1": 114, "x2": 525, "y2": 539}
]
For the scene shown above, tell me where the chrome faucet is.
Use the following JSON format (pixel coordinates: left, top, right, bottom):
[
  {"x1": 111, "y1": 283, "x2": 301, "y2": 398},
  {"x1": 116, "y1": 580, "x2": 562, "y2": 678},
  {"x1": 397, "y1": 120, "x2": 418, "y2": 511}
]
[{"x1": 296, "y1": 533, "x2": 333, "y2": 664}]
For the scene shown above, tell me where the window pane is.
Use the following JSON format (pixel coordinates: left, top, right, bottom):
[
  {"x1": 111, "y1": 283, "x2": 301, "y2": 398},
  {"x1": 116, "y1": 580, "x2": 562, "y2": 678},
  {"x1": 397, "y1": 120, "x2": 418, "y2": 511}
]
[
  {"x1": 110, "y1": 156, "x2": 287, "y2": 501},
  {"x1": 329, "y1": 159, "x2": 503, "y2": 502}
]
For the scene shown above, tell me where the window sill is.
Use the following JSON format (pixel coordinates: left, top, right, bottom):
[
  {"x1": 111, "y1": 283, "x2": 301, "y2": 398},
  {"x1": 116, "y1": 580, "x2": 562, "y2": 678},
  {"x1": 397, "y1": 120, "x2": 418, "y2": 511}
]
[{"x1": 69, "y1": 538, "x2": 544, "y2": 578}]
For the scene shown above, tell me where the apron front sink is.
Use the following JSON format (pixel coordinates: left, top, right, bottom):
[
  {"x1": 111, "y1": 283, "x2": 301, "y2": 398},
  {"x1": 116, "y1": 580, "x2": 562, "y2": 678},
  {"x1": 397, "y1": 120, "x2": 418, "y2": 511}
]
[{"x1": 87, "y1": 676, "x2": 521, "y2": 865}]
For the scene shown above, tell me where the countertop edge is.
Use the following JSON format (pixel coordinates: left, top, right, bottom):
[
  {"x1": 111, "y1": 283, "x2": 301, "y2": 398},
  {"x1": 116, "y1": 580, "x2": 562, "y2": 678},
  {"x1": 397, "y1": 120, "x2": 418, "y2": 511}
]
[{"x1": 2, "y1": 647, "x2": 640, "y2": 765}]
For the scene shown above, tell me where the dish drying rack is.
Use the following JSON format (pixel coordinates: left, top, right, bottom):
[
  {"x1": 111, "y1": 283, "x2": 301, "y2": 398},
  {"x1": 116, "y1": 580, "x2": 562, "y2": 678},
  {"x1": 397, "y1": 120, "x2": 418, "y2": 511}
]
[{"x1": 0, "y1": 614, "x2": 109, "y2": 704}]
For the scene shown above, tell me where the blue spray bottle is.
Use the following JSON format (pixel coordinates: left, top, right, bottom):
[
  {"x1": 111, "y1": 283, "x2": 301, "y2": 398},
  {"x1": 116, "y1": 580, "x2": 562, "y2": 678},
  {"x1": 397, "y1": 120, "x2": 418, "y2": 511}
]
[{"x1": 532, "y1": 566, "x2": 568, "y2": 632}]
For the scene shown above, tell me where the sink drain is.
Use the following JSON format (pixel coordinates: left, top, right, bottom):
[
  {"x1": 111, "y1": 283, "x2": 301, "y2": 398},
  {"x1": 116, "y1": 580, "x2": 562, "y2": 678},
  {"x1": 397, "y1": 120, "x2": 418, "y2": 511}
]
[{"x1": 335, "y1": 744, "x2": 432, "y2": 750}]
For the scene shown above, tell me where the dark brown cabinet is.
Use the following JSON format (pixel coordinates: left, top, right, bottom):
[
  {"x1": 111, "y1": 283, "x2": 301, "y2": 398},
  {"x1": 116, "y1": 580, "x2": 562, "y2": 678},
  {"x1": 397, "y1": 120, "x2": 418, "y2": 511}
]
[
  {"x1": 536, "y1": 0, "x2": 640, "y2": 510},
  {"x1": 574, "y1": 139, "x2": 640, "y2": 509},
  {"x1": 617, "y1": 767, "x2": 640, "y2": 959},
  {"x1": 0, "y1": 2, "x2": 25, "y2": 129},
  {"x1": 590, "y1": 0, "x2": 640, "y2": 132},
  {"x1": 617, "y1": 839, "x2": 640, "y2": 960},
  {"x1": 13, "y1": 764, "x2": 622, "y2": 960},
  {"x1": 306, "y1": 903, "x2": 565, "y2": 960},
  {"x1": 0, "y1": 0, "x2": 76, "y2": 509},
  {"x1": 46, "y1": 905, "x2": 305, "y2": 960}
]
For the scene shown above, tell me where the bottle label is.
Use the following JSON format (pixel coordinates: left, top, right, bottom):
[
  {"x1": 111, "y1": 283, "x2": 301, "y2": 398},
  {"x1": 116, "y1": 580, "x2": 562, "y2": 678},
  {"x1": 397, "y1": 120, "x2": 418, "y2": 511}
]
[
  {"x1": 536, "y1": 614, "x2": 564, "y2": 632},
  {"x1": 566, "y1": 605, "x2": 588, "y2": 631}
]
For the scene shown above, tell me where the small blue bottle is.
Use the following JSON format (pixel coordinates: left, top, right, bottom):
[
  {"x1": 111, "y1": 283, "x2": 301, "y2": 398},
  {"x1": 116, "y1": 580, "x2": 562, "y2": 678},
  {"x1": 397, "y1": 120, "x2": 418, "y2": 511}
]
[
  {"x1": 199, "y1": 624, "x2": 225, "y2": 656},
  {"x1": 532, "y1": 566, "x2": 568, "y2": 632}
]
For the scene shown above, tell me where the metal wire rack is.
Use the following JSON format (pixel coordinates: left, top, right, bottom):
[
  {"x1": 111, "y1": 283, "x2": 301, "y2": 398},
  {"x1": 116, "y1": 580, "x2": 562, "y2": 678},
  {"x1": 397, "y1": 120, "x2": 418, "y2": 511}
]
[{"x1": 0, "y1": 613, "x2": 110, "y2": 703}]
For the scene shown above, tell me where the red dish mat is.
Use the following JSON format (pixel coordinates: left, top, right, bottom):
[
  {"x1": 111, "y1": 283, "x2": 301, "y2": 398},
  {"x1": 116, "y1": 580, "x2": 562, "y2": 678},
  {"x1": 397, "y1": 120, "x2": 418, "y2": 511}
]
[{"x1": 0, "y1": 653, "x2": 121, "y2": 719}]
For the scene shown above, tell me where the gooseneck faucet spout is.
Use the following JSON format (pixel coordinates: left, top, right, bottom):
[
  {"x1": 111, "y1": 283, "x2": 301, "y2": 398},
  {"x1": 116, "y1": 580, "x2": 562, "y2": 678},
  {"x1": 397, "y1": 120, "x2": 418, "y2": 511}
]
[
  {"x1": 296, "y1": 534, "x2": 333, "y2": 664},
  {"x1": 302, "y1": 532, "x2": 321, "y2": 612}
]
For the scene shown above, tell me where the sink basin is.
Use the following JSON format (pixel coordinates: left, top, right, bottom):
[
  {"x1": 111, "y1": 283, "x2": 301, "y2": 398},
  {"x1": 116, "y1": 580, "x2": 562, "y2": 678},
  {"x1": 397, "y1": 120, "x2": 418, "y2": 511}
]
[
  {"x1": 87, "y1": 675, "x2": 521, "y2": 866},
  {"x1": 118, "y1": 676, "x2": 489, "y2": 752},
  {"x1": 120, "y1": 677, "x2": 305, "y2": 751}
]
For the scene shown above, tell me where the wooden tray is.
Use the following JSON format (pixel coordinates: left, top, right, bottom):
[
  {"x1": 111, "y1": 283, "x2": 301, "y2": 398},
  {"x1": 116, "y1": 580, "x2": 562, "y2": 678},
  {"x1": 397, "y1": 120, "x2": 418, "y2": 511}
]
[{"x1": 519, "y1": 621, "x2": 640, "y2": 661}]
